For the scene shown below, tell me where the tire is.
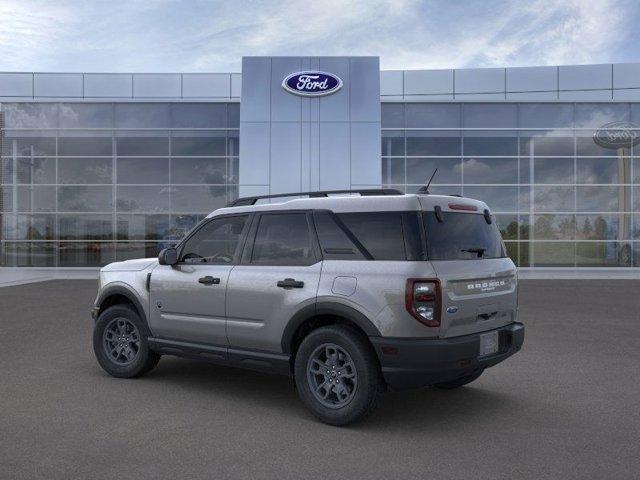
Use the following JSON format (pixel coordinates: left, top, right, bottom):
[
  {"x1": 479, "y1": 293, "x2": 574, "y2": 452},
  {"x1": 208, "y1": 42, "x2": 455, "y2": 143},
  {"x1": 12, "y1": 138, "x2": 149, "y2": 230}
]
[
  {"x1": 294, "y1": 325, "x2": 383, "y2": 426},
  {"x1": 434, "y1": 369, "x2": 484, "y2": 390},
  {"x1": 93, "y1": 304, "x2": 160, "y2": 378}
]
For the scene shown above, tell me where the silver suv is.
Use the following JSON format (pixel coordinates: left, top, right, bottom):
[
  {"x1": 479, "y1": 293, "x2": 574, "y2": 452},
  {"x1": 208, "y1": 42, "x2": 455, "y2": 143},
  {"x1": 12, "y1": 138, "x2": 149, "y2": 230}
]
[{"x1": 91, "y1": 189, "x2": 524, "y2": 425}]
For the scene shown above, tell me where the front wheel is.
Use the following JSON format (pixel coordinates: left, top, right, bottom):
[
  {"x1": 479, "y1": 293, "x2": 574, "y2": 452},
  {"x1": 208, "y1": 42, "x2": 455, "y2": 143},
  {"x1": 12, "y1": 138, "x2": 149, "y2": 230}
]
[
  {"x1": 93, "y1": 304, "x2": 160, "y2": 378},
  {"x1": 294, "y1": 325, "x2": 383, "y2": 426}
]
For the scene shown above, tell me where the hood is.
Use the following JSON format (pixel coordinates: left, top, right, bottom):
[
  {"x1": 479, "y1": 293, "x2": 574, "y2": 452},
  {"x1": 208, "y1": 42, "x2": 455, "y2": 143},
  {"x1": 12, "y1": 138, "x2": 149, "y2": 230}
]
[{"x1": 101, "y1": 258, "x2": 157, "y2": 272}]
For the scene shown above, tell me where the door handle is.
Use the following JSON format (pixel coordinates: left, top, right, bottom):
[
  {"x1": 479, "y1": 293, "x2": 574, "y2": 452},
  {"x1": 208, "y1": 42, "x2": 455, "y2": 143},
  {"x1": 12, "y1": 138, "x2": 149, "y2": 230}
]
[
  {"x1": 198, "y1": 276, "x2": 220, "y2": 285},
  {"x1": 277, "y1": 278, "x2": 304, "y2": 289}
]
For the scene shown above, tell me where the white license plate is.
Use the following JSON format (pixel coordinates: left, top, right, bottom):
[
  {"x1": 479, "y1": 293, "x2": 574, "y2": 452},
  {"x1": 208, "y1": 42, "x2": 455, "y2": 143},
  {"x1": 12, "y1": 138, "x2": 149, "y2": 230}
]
[{"x1": 479, "y1": 331, "x2": 499, "y2": 357}]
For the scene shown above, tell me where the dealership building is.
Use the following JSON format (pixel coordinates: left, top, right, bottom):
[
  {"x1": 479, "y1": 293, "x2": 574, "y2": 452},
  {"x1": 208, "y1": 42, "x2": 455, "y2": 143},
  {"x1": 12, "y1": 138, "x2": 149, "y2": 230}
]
[{"x1": 1, "y1": 56, "x2": 639, "y2": 275}]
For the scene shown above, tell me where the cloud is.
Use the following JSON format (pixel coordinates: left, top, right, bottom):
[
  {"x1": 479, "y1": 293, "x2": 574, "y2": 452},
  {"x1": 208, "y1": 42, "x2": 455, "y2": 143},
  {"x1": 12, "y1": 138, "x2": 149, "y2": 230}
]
[{"x1": 0, "y1": 0, "x2": 636, "y2": 73}]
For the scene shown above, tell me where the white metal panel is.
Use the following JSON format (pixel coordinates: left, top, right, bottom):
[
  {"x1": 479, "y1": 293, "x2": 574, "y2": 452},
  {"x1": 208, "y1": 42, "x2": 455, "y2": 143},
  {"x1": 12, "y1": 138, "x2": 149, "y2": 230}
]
[
  {"x1": 613, "y1": 63, "x2": 640, "y2": 89},
  {"x1": 455, "y1": 68, "x2": 504, "y2": 94},
  {"x1": 506, "y1": 66, "x2": 557, "y2": 92},
  {"x1": 182, "y1": 74, "x2": 230, "y2": 97},
  {"x1": 0, "y1": 73, "x2": 33, "y2": 97},
  {"x1": 84, "y1": 74, "x2": 132, "y2": 97},
  {"x1": 559, "y1": 64, "x2": 611, "y2": 91},
  {"x1": 404, "y1": 69, "x2": 453, "y2": 95},
  {"x1": 34, "y1": 73, "x2": 83, "y2": 97},
  {"x1": 380, "y1": 70, "x2": 403, "y2": 96},
  {"x1": 133, "y1": 74, "x2": 181, "y2": 97}
]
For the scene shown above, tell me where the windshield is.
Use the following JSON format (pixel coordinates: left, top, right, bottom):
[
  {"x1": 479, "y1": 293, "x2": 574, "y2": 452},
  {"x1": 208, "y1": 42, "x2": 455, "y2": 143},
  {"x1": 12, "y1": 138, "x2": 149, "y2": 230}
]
[{"x1": 423, "y1": 211, "x2": 506, "y2": 260}]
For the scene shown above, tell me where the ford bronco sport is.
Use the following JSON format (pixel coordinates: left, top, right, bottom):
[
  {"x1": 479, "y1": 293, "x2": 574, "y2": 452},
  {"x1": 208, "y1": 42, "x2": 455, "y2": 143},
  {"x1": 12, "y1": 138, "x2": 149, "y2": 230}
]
[{"x1": 92, "y1": 189, "x2": 524, "y2": 425}]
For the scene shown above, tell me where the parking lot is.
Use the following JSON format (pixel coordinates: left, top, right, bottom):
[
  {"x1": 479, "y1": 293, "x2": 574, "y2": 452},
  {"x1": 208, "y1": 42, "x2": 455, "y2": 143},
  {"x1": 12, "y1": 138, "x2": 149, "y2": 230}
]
[{"x1": 1, "y1": 279, "x2": 638, "y2": 479}]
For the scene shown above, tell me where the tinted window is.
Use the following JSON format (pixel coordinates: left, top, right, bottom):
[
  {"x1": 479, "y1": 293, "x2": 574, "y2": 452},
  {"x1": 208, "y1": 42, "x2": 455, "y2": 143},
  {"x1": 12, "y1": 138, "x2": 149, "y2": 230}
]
[
  {"x1": 424, "y1": 212, "x2": 505, "y2": 260},
  {"x1": 337, "y1": 212, "x2": 414, "y2": 261},
  {"x1": 180, "y1": 215, "x2": 248, "y2": 264},
  {"x1": 313, "y1": 211, "x2": 366, "y2": 260},
  {"x1": 251, "y1": 213, "x2": 314, "y2": 265}
]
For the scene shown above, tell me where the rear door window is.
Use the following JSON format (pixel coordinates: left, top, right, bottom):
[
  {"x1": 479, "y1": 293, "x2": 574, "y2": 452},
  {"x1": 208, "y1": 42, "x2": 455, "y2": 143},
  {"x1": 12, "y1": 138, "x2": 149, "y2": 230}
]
[
  {"x1": 423, "y1": 211, "x2": 506, "y2": 260},
  {"x1": 251, "y1": 213, "x2": 316, "y2": 266}
]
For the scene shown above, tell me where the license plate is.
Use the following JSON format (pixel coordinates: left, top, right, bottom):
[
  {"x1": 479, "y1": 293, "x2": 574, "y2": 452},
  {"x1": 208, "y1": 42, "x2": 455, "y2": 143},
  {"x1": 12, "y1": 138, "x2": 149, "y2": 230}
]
[{"x1": 479, "y1": 331, "x2": 499, "y2": 357}]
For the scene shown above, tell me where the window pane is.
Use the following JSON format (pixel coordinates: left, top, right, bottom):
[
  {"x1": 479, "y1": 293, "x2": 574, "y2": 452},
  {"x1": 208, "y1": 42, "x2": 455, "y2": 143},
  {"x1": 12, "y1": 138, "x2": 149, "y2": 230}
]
[
  {"x1": 494, "y1": 214, "x2": 518, "y2": 240},
  {"x1": 17, "y1": 186, "x2": 56, "y2": 212},
  {"x1": 406, "y1": 104, "x2": 460, "y2": 128},
  {"x1": 505, "y1": 241, "x2": 518, "y2": 265},
  {"x1": 171, "y1": 134, "x2": 226, "y2": 156},
  {"x1": 3, "y1": 136, "x2": 56, "y2": 156},
  {"x1": 2, "y1": 242, "x2": 56, "y2": 267},
  {"x1": 58, "y1": 242, "x2": 115, "y2": 267},
  {"x1": 381, "y1": 131, "x2": 404, "y2": 156},
  {"x1": 1, "y1": 157, "x2": 12, "y2": 183},
  {"x1": 519, "y1": 134, "x2": 574, "y2": 156},
  {"x1": 170, "y1": 214, "x2": 204, "y2": 239},
  {"x1": 116, "y1": 214, "x2": 170, "y2": 241},
  {"x1": 171, "y1": 158, "x2": 227, "y2": 184},
  {"x1": 406, "y1": 131, "x2": 461, "y2": 156},
  {"x1": 114, "y1": 104, "x2": 170, "y2": 128},
  {"x1": 1, "y1": 186, "x2": 13, "y2": 211},
  {"x1": 58, "y1": 137, "x2": 113, "y2": 156},
  {"x1": 2, "y1": 103, "x2": 58, "y2": 128},
  {"x1": 574, "y1": 103, "x2": 630, "y2": 128},
  {"x1": 337, "y1": 212, "x2": 407, "y2": 260},
  {"x1": 533, "y1": 215, "x2": 575, "y2": 240},
  {"x1": 533, "y1": 158, "x2": 574, "y2": 184},
  {"x1": 227, "y1": 130, "x2": 239, "y2": 157},
  {"x1": 171, "y1": 186, "x2": 226, "y2": 213},
  {"x1": 116, "y1": 186, "x2": 170, "y2": 213},
  {"x1": 382, "y1": 158, "x2": 405, "y2": 184},
  {"x1": 58, "y1": 103, "x2": 113, "y2": 128},
  {"x1": 116, "y1": 136, "x2": 168, "y2": 156},
  {"x1": 531, "y1": 242, "x2": 575, "y2": 267},
  {"x1": 576, "y1": 186, "x2": 631, "y2": 212},
  {"x1": 576, "y1": 214, "x2": 629, "y2": 241},
  {"x1": 463, "y1": 186, "x2": 518, "y2": 212},
  {"x1": 58, "y1": 186, "x2": 113, "y2": 212},
  {"x1": 58, "y1": 158, "x2": 112, "y2": 184},
  {"x1": 10, "y1": 214, "x2": 55, "y2": 240},
  {"x1": 518, "y1": 104, "x2": 573, "y2": 129},
  {"x1": 463, "y1": 135, "x2": 518, "y2": 156},
  {"x1": 16, "y1": 157, "x2": 56, "y2": 184},
  {"x1": 251, "y1": 213, "x2": 313, "y2": 265},
  {"x1": 180, "y1": 215, "x2": 248, "y2": 264},
  {"x1": 533, "y1": 186, "x2": 575, "y2": 212},
  {"x1": 576, "y1": 242, "x2": 632, "y2": 267},
  {"x1": 228, "y1": 104, "x2": 240, "y2": 127},
  {"x1": 463, "y1": 104, "x2": 516, "y2": 128},
  {"x1": 407, "y1": 158, "x2": 461, "y2": 185},
  {"x1": 576, "y1": 134, "x2": 628, "y2": 156},
  {"x1": 313, "y1": 211, "x2": 365, "y2": 260},
  {"x1": 58, "y1": 214, "x2": 113, "y2": 240},
  {"x1": 576, "y1": 157, "x2": 628, "y2": 184},
  {"x1": 116, "y1": 158, "x2": 169, "y2": 184},
  {"x1": 381, "y1": 103, "x2": 404, "y2": 128},
  {"x1": 462, "y1": 157, "x2": 517, "y2": 184},
  {"x1": 171, "y1": 103, "x2": 227, "y2": 128}
]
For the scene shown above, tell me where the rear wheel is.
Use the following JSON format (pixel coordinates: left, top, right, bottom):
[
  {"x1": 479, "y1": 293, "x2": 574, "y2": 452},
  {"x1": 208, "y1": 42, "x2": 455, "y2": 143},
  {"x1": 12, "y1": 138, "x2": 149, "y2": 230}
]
[
  {"x1": 294, "y1": 325, "x2": 382, "y2": 426},
  {"x1": 434, "y1": 369, "x2": 483, "y2": 389},
  {"x1": 93, "y1": 304, "x2": 160, "y2": 378}
]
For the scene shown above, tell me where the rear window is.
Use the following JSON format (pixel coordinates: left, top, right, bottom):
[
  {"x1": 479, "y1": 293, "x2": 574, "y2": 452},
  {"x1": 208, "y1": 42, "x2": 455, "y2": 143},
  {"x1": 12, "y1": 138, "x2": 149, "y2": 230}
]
[{"x1": 423, "y1": 211, "x2": 506, "y2": 260}]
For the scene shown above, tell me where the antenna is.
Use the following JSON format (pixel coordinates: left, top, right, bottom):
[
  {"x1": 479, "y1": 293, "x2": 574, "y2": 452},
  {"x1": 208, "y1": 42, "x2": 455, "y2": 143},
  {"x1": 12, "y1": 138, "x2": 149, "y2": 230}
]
[{"x1": 417, "y1": 168, "x2": 438, "y2": 194}]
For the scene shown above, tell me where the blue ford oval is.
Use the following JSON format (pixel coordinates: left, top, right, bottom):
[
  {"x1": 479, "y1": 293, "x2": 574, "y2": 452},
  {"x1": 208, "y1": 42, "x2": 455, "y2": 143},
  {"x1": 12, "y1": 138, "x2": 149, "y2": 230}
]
[{"x1": 282, "y1": 71, "x2": 343, "y2": 97}]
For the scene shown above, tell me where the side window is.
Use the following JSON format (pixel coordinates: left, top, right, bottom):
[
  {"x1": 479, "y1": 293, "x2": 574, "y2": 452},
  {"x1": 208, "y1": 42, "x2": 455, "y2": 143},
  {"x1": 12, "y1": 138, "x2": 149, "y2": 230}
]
[
  {"x1": 336, "y1": 212, "x2": 420, "y2": 260},
  {"x1": 180, "y1": 215, "x2": 248, "y2": 264},
  {"x1": 313, "y1": 211, "x2": 366, "y2": 260},
  {"x1": 251, "y1": 213, "x2": 315, "y2": 266}
]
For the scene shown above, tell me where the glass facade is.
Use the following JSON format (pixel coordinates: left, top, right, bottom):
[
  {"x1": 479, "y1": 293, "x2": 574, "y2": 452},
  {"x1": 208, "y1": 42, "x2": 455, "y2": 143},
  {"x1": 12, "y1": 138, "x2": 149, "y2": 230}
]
[
  {"x1": 382, "y1": 103, "x2": 639, "y2": 267},
  {"x1": 0, "y1": 102, "x2": 239, "y2": 267},
  {"x1": 1, "y1": 100, "x2": 639, "y2": 269}
]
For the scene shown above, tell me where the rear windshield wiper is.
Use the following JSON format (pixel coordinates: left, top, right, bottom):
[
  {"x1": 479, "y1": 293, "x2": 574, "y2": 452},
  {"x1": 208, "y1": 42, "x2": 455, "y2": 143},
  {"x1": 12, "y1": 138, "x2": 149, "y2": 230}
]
[{"x1": 461, "y1": 247, "x2": 486, "y2": 258}]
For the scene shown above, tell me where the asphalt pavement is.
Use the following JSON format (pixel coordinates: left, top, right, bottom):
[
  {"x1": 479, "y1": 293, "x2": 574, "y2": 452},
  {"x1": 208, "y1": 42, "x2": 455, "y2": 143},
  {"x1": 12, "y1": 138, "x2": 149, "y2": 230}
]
[{"x1": 1, "y1": 279, "x2": 638, "y2": 479}]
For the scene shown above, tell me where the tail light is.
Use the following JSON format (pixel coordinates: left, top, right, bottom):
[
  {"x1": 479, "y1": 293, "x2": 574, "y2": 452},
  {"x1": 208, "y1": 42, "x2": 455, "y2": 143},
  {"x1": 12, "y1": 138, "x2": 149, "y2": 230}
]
[{"x1": 405, "y1": 279, "x2": 441, "y2": 327}]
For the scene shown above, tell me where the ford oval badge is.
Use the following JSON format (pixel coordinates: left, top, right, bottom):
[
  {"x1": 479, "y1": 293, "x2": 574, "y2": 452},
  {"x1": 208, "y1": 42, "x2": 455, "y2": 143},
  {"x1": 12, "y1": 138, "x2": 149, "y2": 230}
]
[
  {"x1": 282, "y1": 71, "x2": 343, "y2": 97},
  {"x1": 446, "y1": 306, "x2": 459, "y2": 314},
  {"x1": 593, "y1": 121, "x2": 640, "y2": 149}
]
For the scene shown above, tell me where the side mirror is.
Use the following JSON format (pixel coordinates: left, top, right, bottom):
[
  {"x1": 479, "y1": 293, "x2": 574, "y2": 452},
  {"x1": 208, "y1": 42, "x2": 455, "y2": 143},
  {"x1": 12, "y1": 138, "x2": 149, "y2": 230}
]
[{"x1": 158, "y1": 247, "x2": 178, "y2": 266}]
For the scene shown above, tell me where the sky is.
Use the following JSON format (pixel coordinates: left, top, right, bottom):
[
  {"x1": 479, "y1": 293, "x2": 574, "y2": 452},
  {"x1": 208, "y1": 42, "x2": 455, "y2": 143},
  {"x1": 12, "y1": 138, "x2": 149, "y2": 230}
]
[{"x1": 0, "y1": 0, "x2": 638, "y2": 73}]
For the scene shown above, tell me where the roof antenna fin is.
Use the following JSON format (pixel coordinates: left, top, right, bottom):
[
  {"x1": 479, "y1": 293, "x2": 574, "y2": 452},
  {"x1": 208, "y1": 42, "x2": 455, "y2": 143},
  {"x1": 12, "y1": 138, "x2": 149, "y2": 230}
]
[{"x1": 417, "y1": 168, "x2": 437, "y2": 195}]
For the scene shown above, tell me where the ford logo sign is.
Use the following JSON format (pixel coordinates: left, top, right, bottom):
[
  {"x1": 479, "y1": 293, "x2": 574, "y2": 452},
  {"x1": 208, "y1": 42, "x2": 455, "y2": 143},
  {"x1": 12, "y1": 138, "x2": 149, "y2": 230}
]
[
  {"x1": 282, "y1": 71, "x2": 343, "y2": 97},
  {"x1": 593, "y1": 121, "x2": 640, "y2": 149}
]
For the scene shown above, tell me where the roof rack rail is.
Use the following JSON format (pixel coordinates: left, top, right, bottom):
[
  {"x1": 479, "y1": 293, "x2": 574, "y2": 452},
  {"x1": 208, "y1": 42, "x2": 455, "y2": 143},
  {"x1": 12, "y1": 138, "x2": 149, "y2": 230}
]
[{"x1": 226, "y1": 188, "x2": 403, "y2": 207}]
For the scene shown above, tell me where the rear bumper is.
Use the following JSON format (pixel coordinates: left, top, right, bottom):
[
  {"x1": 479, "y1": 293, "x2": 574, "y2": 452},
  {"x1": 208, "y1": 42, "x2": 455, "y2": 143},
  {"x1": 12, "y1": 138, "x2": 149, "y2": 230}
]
[{"x1": 370, "y1": 322, "x2": 524, "y2": 390}]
